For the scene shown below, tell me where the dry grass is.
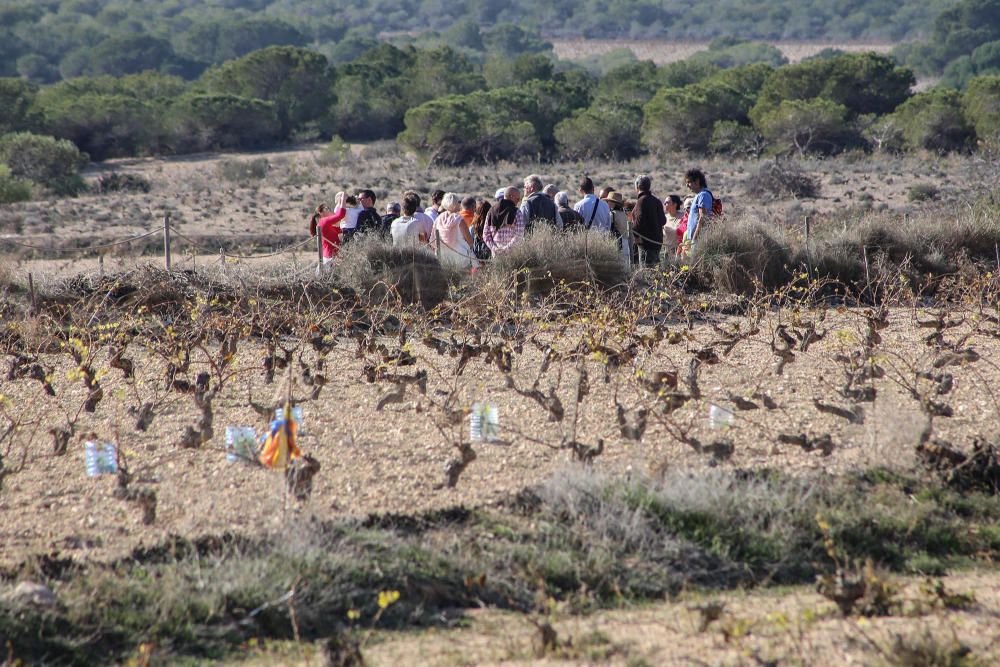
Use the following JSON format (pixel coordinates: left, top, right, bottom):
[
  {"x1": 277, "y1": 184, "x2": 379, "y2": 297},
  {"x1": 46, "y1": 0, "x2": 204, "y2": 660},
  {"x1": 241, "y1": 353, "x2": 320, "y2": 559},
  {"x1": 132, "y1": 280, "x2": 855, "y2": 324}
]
[{"x1": 551, "y1": 39, "x2": 894, "y2": 66}]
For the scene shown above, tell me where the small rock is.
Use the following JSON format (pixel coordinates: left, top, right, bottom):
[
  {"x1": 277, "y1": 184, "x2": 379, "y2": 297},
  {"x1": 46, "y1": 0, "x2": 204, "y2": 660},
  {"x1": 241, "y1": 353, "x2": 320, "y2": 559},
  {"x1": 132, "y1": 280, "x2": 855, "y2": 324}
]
[{"x1": 5, "y1": 582, "x2": 58, "y2": 608}]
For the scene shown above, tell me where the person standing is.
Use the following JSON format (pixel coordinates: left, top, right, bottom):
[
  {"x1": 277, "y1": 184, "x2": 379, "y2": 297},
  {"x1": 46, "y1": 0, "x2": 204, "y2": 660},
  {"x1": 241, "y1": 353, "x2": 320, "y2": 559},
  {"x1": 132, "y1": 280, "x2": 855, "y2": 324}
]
[
  {"x1": 520, "y1": 174, "x2": 561, "y2": 231},
  {"x1": 355, "y1": 189, "x2": 383, "y2": 236},
  {"x1": 381, "y1": 201, "x2": 401, "y2": 236},
  {"x1": 391, "y1": 196, "x2": 430, "y2": 246},
  {"x1": 630, "y1": 174, "x2": 665, "y2": 267},
  {"x1": 309, "y1": 193, "x2": 346, "y2": 271},
  {"x1": 682, "y1": 168, "x2": 714, "y2": 250},
  {"x1": 434, "y1": 192, "x2": 478, "y2": 269},
  {"x1": 603, "y1": 191, "x2": 633, "y2": 266},
  {"x1": 555, "y1": 191, "x2": 583, "y2": 230},
  {"x1": 484, "y1": 186, "x2": 525, "y2": 254},
  {"x1": 425, "y1": 189, "x2": 445, "y2": 221},
  {"x1": 573, "y1": 176, "x2": 611, "y2": 232},
  {"x1": 663, "y1": 194, "x2": 684, "y2": 256},
  {"x1": 404, "y1": 190, "x2": 435, "y2": 241}
]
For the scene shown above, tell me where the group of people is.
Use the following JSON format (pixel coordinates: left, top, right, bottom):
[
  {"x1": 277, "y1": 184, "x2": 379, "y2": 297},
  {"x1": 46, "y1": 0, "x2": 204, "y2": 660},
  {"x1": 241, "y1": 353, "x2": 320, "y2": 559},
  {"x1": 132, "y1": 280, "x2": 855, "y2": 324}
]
[{"x1": 308, "y1": 169, "x2": 717, "y2": 270}]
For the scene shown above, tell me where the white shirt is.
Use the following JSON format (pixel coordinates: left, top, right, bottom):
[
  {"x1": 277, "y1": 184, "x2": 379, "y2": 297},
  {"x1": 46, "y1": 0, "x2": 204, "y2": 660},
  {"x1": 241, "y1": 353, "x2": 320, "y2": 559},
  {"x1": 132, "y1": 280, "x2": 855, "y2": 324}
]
[{"x1": 573, "y1": 194, "x2": 612, "y2": 232}]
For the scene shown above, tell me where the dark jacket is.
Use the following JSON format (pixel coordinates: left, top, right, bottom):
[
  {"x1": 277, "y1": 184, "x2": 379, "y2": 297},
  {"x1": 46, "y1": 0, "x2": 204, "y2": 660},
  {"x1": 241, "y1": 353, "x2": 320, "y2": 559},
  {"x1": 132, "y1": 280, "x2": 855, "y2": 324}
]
[
  {"x1": 523, "y1": 192, "x2": 557, "y2": 230},
  {"x1": 631, "y1": 191, "x2": 665, "y2": 247},
  {"x1": 559, "y1": 205, "x2": 583, "y2": 230},
  {"x1": 356, "y1": 207, "x2": 383, "y2": 235}
]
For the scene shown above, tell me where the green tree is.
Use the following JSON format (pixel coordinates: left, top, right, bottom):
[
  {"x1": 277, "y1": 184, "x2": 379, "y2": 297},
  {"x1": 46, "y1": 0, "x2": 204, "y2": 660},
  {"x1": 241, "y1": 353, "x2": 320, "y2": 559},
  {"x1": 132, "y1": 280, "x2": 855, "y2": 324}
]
[
  {"x1": 0, "y1": 164, "x2": 33, "y2": 204},
  {"x1": 922, "y1": 0, "x2": 1000, "y2": 72},
  {"x1": 690, "y1": 39, "x2": 788, "y2": 68},
  {"x1": 0, "y1": 131, "x2": 88, "y2": 195},
  {"x1": 709, "y1": 120, "x2": 767, "y2": 157},
  {"x1": 963, "y1": 75, "x2": 1000, "y2": 144},
  {"x1": 0, "y1": 78, "x2": 39, "y2": 135},
  {"x1": 891, "y1": 88, "x2": 975, "y2": 152},
  {"x1": 399, "y1": 88, "x2": 540, "y2": 165},
  {"x1": 596, "y1": 60, "x2": 662, "y2": 106},
  {"x1": 642, "y1": 68, "x2": 766, "y2": 153},
  {"x1": 167, "y1": 93, "x2": 282, "y2": 152},
  {"x1": 198, "y1": 46, "x2": 334, "y2": 138},
  {"x1": 753, "y1": 98, "x2": 853, "y2": 156},
  {"x1": 59, "y1": 34, "x2": 200, "y2": 79},
  {"x1": 751, "y1": 53, "x2": 914, "y2": 121},
  {"x1": 555, "y1": 99, "x2": 643, "y2": 160},
  {"x1": 658, "y1": 59, "x2": 721, "y2": 88},
  {"x1": 481, "y1": 24, "x2": 552, "y2": 59},
  {"x1": 34, "y1": 90, "x2": 159, "y2": 161}
]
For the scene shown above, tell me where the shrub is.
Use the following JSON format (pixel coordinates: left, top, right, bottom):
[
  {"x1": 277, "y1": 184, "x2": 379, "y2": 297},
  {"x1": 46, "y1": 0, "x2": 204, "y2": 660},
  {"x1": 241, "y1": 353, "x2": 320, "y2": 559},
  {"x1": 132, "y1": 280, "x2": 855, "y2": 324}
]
[
  {"x1": 0, "y1": 164, "x2": 32, "y2": 204},
  {"x1": 743, "y1": 160, "x2": 820, "y2": 199},
  {"x1": 215, "y1": 158, "x2": 270, "y2": 183},
  {"x1": 963, "y1": 75, "x2": 1000, "y2": 144},
  {"x1": 554, "y1": 100, "x2": 643, "y2": 161},
  {"x1": 330, "y1": 234, "x2": 449, "y2": 308},
  {"x1": 907, "y1": 183, "x2": 939, "y2": 202},
  {"x1": 483, "y1": 226, "x2": 627, "y2": 295},
  {"x1": 93, "y1": 172, "x2": 151, "y2": 194},
  {"x1": 709, "y1": 120, "x2": 766, "y2": 157},
  {"x1": 690, "y1": 215, "x2": 792, "y2": 294},
  {"x1": 753, "y1": 97, "x2": 854, "y2": 156},
  {"x1": 0, "y1": 131, "x2": 88, "y2": 195},
  {"x1": 892, "y1": 89, "x2": 975, "y2": 153},
  {"x1": 314, "y1": 135, "x2": 351, "y2": 166}
]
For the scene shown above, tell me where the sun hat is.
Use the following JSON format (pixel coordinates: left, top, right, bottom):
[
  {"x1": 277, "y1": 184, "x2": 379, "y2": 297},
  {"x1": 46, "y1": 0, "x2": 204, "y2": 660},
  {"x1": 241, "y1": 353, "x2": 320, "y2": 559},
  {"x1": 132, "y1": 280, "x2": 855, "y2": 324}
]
[{"x1": 602, "y1": 191, "x2": 625, "y2": 206}]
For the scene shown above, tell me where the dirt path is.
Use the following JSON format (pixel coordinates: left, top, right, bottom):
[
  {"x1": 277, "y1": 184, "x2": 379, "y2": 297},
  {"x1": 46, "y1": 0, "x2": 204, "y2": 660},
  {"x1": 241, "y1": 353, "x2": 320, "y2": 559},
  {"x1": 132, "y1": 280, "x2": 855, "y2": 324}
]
[{"x1": 228, "y1": 571, "x2": 1000, "y2": 666}]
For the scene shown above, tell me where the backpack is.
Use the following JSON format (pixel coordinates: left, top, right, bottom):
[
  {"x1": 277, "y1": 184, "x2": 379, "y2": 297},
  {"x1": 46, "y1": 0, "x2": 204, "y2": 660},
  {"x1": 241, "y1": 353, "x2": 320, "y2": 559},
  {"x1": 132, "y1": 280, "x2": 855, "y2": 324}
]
[{"x1": 709, "y1": 191, "x2": 723, "y2": 217}]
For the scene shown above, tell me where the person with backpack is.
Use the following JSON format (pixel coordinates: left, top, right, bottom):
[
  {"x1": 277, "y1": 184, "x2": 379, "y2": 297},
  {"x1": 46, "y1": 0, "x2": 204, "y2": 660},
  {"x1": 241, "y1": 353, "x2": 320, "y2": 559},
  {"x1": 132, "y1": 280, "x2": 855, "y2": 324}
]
[
  {"x1": 681, "y1": 168, "x2": 719, "y2": 251},
  {"x1": 573, "y1": 176, "x2": 611, "y2": 232}
]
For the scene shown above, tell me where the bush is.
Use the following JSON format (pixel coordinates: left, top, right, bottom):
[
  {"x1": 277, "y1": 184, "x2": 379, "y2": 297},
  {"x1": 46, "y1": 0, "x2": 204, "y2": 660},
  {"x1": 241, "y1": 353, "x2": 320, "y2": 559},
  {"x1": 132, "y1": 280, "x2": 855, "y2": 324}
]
[
  {"x1": 0, "y1": 131, "x2": 88, "y2": 195},
  {"x1": 554, "y1": 100, "x2": 642, "y2": 161},
  {"x1": 743, "y1": 160, "x2": 821, "y2": 199},
  {"x1": 215, "y1": 158, "x2": 270, "y2": 183},
  {"x1": 484, "y1": 226, "x2": 627, "y2": 295},
  {"x1": 892, "y1": 89, "x2": 975, "y2": 153},
  {"x1": 907, "y1": 183, "x2": 939, "y2": 202},
  {"x1": 753, "y1": 97, "x2": 854, "y2": 155},
  {"x1": 0, "y1": 164, "x2": 32, "y2": 204},
  {"x1": 330, "y1": 234, "x2": 449, "y2": 308},
  {"x1": 314, "y1": 135, "x2": 351, "y2": 166},
  {"x1": 94, "y1": 172, "x2": 151, "y2": 194},
  {"x1": 690, "y1": 216, "x2": 792, "y2": 294}
]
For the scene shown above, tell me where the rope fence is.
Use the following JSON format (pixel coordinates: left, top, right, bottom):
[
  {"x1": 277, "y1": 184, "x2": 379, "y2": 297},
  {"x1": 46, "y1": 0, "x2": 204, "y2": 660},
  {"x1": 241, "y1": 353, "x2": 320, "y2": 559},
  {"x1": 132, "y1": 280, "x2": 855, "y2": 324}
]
[{"x1": 0, "y1": 213, "x2": 318, "y2": 270}]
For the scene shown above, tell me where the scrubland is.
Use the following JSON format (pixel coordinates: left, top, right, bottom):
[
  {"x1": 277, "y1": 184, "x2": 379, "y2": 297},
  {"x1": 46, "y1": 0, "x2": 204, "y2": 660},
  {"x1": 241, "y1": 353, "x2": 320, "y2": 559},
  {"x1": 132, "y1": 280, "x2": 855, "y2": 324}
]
[{"x1": 1, "y1": 145, "x2": 1000, "y2": 665}]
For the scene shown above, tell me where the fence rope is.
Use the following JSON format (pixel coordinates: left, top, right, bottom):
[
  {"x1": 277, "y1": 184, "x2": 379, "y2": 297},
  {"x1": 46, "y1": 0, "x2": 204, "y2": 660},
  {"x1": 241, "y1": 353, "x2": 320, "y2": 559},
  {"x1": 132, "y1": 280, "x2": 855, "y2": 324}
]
[
  {"x1": 0, "y1": 227, "x2": 165, "y2": 253},
  {"x1": 169, "y1": 229, "x2": 313, "y2": 259}
]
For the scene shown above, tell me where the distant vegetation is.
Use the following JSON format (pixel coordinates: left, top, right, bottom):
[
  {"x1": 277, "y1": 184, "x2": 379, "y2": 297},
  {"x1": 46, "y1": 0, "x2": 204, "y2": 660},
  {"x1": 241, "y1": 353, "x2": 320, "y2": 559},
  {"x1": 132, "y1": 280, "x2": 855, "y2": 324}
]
[
  {"x1": 0, "y1": 0, "x2": 957, "y2": 86},
  {"x1": 3, "y1": 0, "x2": 1000, "y2": 190}
]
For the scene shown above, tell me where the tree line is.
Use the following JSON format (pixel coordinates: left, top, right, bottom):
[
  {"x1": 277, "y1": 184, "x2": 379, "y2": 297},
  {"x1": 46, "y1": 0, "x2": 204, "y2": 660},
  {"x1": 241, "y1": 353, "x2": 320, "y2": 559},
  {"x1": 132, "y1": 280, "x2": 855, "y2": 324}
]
[{"x1": 0, "y1": 0, "x2": 963, "y2": 85}]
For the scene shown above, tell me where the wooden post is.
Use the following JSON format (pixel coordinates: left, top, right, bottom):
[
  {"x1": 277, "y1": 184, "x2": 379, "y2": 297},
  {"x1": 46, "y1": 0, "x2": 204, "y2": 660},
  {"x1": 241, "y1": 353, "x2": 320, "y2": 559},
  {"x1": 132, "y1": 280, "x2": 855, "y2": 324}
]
[
  {"x1": 315, "y1": 228, "x2": 324, "y2": 272},
  {"x1": 28, "y1": 272, "x2": 36, "y2": 314},
  {"x1": 98, "y1": 254, "x2": 104, "y2": 279},
  {"x1": 163, "y1": 213, "x2": 172, "y2": 271},
  {"x1": 804, "y1": 216, "x2": 813, "y2": 283},
  {"x1": 434, "y1": 229, "x2": 442, "y2": 260},
  {"x1": 219, "y1": 248, "x2": 225, "y2": 266}
]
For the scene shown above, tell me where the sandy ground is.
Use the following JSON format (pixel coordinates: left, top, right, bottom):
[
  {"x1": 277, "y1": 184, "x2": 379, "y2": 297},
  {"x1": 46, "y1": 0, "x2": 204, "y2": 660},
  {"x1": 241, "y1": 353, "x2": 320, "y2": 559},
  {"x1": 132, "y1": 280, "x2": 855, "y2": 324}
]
[
  {"x1": 228, "y1": 571, "x2": 1000, "y2": 666},
  {"x1": 1, "y1": 298, "x2": 998, "y2": 567},
  {"x1": 2, "y1": 144, "x2": 995, "y2": 263}
]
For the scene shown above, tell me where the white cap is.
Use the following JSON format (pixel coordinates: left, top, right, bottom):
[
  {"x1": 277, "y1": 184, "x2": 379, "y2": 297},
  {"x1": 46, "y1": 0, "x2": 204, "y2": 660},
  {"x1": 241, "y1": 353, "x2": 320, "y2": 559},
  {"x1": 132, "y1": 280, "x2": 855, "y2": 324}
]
[{"x1": 495, "y1": 188, "x2": 505, "y2": 200}]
